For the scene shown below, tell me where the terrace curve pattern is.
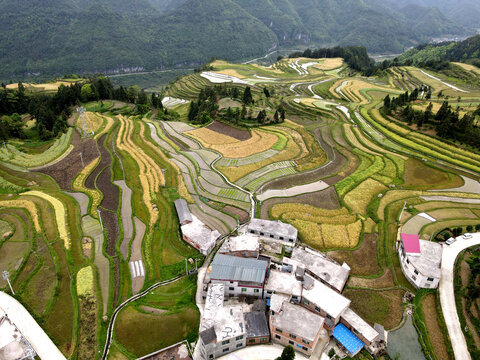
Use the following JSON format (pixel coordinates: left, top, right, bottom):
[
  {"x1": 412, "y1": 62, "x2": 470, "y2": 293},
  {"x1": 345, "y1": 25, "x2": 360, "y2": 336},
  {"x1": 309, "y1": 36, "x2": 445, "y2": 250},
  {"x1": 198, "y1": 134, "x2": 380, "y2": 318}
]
[{"x1": 1, "y1": 56, "x2": 480, "y2": 359}]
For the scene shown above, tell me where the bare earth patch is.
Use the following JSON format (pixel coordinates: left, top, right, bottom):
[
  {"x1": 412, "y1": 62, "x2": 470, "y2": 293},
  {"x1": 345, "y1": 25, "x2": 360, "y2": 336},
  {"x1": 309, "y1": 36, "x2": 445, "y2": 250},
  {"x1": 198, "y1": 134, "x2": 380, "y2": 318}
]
[{"x1": 206, "y1": 121, "x2": 251, "y2": 141}]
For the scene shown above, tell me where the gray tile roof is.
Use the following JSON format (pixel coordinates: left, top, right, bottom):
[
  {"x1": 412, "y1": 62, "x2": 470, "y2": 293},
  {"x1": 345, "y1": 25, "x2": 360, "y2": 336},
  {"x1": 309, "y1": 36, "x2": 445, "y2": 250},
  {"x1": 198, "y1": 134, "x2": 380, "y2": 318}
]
[
  {"x1": 174, "y1": 199, "x2": 192, "y2": 225},
  {"x1": 244, "y1": 312, "x2": 270, "y2": 338},
  {"x1": 210, "y1": 254, "x2": 268, "y2": 284}
]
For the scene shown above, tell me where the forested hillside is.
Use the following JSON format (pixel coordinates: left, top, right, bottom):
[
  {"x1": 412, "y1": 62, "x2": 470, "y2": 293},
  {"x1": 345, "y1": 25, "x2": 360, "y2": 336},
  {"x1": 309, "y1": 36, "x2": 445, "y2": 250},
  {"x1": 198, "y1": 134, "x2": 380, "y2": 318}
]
[
  {"x1": 0, "y1": 0, "x2": 472, "y2": 81},
  {"x1": 397, "y1": 35, "x2": 480, "y2": 67}
]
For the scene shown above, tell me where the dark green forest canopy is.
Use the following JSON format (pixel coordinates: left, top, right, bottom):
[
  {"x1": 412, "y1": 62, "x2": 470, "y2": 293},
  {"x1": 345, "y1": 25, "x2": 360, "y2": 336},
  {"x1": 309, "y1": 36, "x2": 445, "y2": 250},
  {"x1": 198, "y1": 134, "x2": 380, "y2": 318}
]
[{"x1": 0, "y1": 0, "x2": 473, "y2": 81}]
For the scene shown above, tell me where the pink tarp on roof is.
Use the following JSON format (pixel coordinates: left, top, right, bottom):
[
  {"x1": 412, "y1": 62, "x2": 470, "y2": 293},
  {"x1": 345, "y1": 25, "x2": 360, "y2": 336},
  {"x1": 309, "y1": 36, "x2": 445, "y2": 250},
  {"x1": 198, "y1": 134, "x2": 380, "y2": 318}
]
[{"x1": 401, "y1": 233, "x2": 421, "y2": 254}]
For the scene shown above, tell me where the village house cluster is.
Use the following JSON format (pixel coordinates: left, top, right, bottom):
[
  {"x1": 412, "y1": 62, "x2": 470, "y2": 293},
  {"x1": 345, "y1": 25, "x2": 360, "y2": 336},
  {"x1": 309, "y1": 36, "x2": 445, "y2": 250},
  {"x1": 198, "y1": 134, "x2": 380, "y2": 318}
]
[{"x1": 174, "y1": 202, "x2": 388, "y2": 359}]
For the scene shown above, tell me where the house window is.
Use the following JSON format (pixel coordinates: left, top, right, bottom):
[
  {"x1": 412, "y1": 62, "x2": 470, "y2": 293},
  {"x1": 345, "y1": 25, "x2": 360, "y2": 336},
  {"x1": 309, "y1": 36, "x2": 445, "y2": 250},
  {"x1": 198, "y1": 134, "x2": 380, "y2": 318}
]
[
  {"x1": 275, "y1": 334, "x2": 281, "y2": 339},
  {"x1": 315, "y1": 306, "x2": 321, "y2": 312},
  {"x1": 236, "y1": 336, "x2": 243, "y2": 341},
  {"x1": 249, "y1": 339, "x2": 255, "y2": 344},
  {"x1": 289, "y1": 340, "x2": 294, "y2": 345},
  {"x1": 412, "y1": 275, "x2": 417, "y2": 281},
  {"x1": 326, "y1": 314, "x2": 332, "y2": 320},
  {"x1": 270, "y1": 234, "x2": 274, "y2": 238},
  {"x1": 302, "y1": 339, "x2": 310, "y2": 345},
  {"x1": 230, "y1": 281, "x2": 234, "y2": 284},
  {"x1": 267, "y1": 290, "x2": 273, "y2": 294},
  {"x1": 303, "y1": 347, "x2": 308, "y2": 351},
  {"x1": 241, "y1": 252, "x2": 246, "y2": 256},
  {"x1": 223, "y1": 348, "x2": 229, "y2": 352},
  {"x1": 280, "y1": 237, "x2": 284, "y2": 240},
  {"x1": 260, "y1": 232, "x2": 264, "y2": 236},
  {"x1": 427, "y1": 277, "x2": 434, "y2": 281},
  {"x1": 261, "y1": 338, "x2": 268, "y2": 342},
  {"x1": 304, "y1": 299, "x2": 310, "y2": 305},
  {"x1": 276, "y1": 328, "x2": 282, "y2": 333},
  {"x1": 241, "y1": 288, "x2": 247, "y2": 292},
  {"x1": 414, "y1": 269, "x2": 419, "y2": 275},
  {"x1": 290, "y1": 334, "x2": 296, "y2": 339},
  {"x1": 229, "y1": 287, "x2": 234, "y2": 291},
  {"x1": 249, "y1": 230, "x2": 254, "y2": 234},
  {"x1": 209, "y1": 355, "x2": 213, "y2": 359},
  {"x1": 236, "y1": 344, "x2": 243, "y2": 348},
  {"x1": 254, "y1": 289, "x2": 259, "y2": 293},
  {"x1": 353, "y1": 328, "x2": 359, "y2": 334},
  {"x1": 222, "y1": 340, "x2": 230, "y2": 345}
]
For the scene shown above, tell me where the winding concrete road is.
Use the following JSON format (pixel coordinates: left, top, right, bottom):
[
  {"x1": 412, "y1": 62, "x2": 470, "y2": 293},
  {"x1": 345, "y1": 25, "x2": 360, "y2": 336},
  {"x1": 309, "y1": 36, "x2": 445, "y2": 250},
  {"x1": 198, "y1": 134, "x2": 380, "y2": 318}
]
[
  {"x1": 0, "y1": 291, "x2": 66, "y2": 360},
  {"x1": 439, "y1": 233, "x2": 480, "y2": 360}
]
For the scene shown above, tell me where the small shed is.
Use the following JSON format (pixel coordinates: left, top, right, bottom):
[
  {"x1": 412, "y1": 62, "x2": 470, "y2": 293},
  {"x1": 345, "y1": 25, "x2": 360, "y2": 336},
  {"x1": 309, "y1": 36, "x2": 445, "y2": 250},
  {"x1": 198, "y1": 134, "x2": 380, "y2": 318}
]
[{"x1": 174, "y1": 199, "x2": 192, "y2": 225}]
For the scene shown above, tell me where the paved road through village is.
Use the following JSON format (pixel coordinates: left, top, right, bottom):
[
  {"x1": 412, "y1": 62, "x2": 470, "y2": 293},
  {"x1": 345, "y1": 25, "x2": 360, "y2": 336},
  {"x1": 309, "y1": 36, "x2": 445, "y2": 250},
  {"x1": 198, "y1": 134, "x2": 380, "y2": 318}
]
[
  {"x1": 439, "y1": 233, "x2": 480, "y2": 360},
  {"x1": 0, "y1": 291, "x2": 66, "y2": 360}
]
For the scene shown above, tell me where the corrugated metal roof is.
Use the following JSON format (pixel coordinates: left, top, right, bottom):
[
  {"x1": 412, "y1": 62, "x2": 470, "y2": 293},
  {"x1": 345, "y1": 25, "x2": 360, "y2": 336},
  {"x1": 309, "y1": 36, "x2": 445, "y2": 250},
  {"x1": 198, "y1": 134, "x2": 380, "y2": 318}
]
[
  {"x1": 174, "y1": 199, "x2": 192, "y2": 224},
  {"x1": 210, "y1": 254, "x2": 268, "y2": 284},
  {"x1": 333, "y1": 324, "x2": 364, "y2": 355}
]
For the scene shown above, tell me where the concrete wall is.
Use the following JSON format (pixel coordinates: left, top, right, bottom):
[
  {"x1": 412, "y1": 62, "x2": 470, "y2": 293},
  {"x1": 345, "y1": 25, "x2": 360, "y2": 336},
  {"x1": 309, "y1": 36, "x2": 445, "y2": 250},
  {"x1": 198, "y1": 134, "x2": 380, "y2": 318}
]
[
  {"x1": 248, "y1": 229, "x2": 296, "y2": 244},
  {"x1": 200, "y1": 334, "x2": 247, "y2": 359},
  {"x1": 219, "y1": 250, "x2": 259, "y2": 259},
  {"x1": 246, "y1": 335, "x2": 270, "y2": 345},
  {"x1": 212, "y1": 280, "x2": 263, "y2": 298},
  {"x1": 339, "y1": 318, "x2": 372, "y2": 346}
]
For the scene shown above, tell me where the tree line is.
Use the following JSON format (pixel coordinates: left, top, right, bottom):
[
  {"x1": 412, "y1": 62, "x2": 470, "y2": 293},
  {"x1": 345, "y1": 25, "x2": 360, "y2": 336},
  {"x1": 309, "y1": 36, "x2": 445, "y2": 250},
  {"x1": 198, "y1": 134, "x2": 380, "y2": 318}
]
[
  {"x1": 289, "y1": 46, "x2": 376, "y2": 75},
  {"x1": 187, "y1": 85, "x2": 285, "y2": 126},
  {"x1": 0, "y1": 77, "x2": 163, "y2": 140},
  {"x1": 382, "y1": 90, "x2": 480, "y2": 148}
]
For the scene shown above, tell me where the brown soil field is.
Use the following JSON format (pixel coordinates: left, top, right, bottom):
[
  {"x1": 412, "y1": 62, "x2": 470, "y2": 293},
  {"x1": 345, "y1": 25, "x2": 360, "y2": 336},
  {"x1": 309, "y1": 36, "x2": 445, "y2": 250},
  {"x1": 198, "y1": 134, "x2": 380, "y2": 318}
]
[
  {"x1": 41, "y1": 131, "x2": 98, "y2": 190},
  {"x1": 328, "y1": 233, "x2": 381, "y2": 276},
  {"x1": 206, "y1": 121, "x2": 251, "y2": 141},
  {"x1": 260, "y1": 187, "x2": 341, "y2": 219},
  {"x1": 85, "y1": 134, "x2": 109, "y2": 189},
  {"x1": 223, "y1": 205, "x2": 249, "y2": 223},
  {"x1": 99, "y1": 208, "x2": 120, "y2": 306},
  {"x1": 421, "y1": 294, "x2": 450, "y2": 360},
  {"x1": 97, "y1": 166, "x2": 119, "y2": 212}
]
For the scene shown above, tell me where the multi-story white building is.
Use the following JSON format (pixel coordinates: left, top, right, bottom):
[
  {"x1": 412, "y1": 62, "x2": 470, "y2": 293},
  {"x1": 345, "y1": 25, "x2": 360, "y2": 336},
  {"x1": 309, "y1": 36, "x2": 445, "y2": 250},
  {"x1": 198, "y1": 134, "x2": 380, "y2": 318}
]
[
  {"x1": 198, "y1": 283, "x2": 247, "y2": 359},
  {"x1": 209, "y1": 254, "x2": 269, "y2": 298},
  {"x1": 270, "y1": 299, "x2": 325, "y2": 356},
  {"x1": 398, "y1": 233, "x2": 442, "y2": 289}
]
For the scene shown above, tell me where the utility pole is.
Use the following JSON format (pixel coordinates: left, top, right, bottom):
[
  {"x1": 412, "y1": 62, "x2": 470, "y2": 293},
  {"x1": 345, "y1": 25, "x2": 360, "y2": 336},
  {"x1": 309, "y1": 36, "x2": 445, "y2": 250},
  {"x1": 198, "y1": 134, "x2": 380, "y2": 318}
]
[
  {"x1": 3, "y1": 141, "x2": 8, "y2": 156},
  {"x1": 79, "y1": 152, "x2": 85, "y2": 168},
  {"x1": 185, "y1": 258, "x2": 188, "y2": 276},
  {"x1": 2, "y1": 270, "x2": 14, "y2": 295},
  {"x1": 195, "y1": 258, "x2": 198, "y2": 271}
]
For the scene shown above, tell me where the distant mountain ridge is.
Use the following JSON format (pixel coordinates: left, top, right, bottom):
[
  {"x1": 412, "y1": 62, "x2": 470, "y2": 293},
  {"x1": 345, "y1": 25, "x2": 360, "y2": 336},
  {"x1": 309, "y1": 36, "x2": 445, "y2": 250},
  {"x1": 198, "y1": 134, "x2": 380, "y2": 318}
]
[{"x1": 0, "y1": 0, "x2": 473, "y2": 80}]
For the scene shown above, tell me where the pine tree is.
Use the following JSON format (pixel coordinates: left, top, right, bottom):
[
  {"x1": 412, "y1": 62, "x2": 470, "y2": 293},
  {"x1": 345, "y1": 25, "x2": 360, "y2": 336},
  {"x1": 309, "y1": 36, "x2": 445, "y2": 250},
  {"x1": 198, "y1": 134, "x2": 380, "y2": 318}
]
[{"x1": 243, "y1": 86, "x2": 253, "y2": 105}]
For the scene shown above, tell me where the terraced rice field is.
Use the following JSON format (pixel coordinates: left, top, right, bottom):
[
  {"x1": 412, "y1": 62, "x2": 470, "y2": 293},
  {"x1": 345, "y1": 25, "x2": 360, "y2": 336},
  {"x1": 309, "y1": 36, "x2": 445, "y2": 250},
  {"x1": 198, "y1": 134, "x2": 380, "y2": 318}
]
[{"x1": 3, "y1": 56, "x2": 480, "y2": 359}]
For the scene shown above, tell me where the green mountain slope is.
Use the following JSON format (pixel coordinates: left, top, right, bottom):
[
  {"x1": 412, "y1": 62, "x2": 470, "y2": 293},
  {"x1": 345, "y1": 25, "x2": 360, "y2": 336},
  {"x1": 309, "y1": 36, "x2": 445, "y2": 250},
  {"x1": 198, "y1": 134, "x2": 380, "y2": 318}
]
[
  {"x1": 0, "y1": 0, "x2": 472, "y2": 80},
  {"x1": 397, "y1": 35, "x2": 480, "y2": 65}
]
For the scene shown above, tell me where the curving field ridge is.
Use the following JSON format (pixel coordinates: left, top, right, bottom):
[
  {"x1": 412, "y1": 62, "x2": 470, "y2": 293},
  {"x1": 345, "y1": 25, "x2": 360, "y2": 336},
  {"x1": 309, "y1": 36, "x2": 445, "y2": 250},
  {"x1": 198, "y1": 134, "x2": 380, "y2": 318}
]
[{"x1": 1, "y1": 57, "x2": 480, "y2": 359}]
